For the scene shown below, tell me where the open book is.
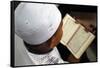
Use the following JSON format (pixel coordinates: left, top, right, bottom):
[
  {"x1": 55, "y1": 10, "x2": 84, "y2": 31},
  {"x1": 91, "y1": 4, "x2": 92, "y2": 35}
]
[{"x1": 60, "y1": 14, "x2": 95, "y2": 59}]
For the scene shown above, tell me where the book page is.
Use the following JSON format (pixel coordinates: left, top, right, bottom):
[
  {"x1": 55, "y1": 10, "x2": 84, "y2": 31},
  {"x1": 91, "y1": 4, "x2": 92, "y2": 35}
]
[
  {"x1": 75, "y1": 32, "x2": 95, "y2": 58},
  {"x1": 67, "y1": 26, "x2": 90, "y2": 54},
  {"x1": 60, "y1": 14, "x2": 80, "y2": 45}
]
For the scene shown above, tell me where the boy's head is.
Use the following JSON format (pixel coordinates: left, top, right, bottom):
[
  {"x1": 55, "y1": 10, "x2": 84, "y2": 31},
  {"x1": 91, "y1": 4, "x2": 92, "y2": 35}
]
[
  {"x1": 15, "y1": 3, "x2": 63, "y2": 53},
  {"x1": 24, "y1": 22, "x2": 63, "y2": 54}
]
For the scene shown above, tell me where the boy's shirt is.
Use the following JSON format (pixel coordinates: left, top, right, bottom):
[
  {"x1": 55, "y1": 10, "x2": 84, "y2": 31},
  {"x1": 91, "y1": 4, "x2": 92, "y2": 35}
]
[{"x1": 26, "y1": 47, "x2": 68, "y2": 65}]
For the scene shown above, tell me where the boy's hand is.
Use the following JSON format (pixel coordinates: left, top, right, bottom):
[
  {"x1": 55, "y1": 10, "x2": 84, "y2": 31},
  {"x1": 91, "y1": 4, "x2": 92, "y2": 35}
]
[{"x1": 75, "y1": 19, "x2": 96, "y2": 34}]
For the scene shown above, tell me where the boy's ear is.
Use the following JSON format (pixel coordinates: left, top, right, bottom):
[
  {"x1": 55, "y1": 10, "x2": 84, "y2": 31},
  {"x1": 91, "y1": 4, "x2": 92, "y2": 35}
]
[{"x1": 50, "y1": 36, "x2": 56, "y2": 48}]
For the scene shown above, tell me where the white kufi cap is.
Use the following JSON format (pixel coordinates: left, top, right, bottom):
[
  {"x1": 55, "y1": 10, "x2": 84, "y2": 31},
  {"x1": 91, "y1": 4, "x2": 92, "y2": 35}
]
[{"x1": 15, "y1": 3, "x2": 61, "y2": 45}]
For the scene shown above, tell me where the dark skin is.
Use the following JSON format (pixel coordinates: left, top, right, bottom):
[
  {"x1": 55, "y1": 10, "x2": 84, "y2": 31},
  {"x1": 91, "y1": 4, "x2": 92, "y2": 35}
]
[{"x1": 50, "y1": 21, "x2": 63, "y2": 48}]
